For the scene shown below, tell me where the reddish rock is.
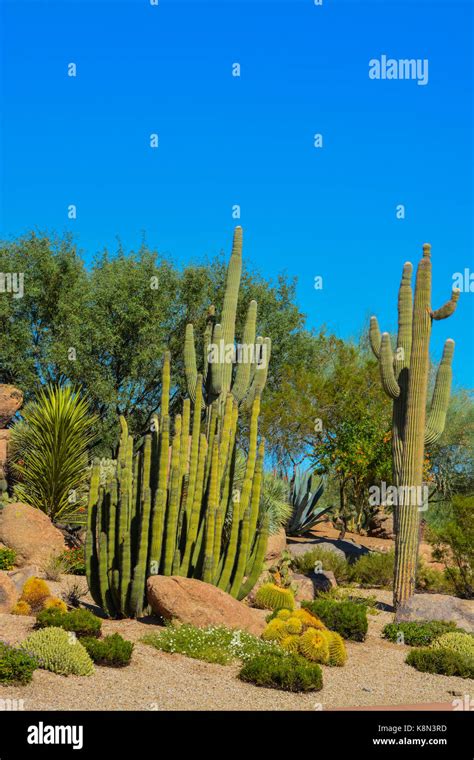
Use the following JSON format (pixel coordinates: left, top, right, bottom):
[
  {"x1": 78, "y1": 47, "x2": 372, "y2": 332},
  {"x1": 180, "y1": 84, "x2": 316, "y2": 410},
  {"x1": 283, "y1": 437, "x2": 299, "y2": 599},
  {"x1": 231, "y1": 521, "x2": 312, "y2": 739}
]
[
  {"x1": 264, "y1": 527, "x2": 287, "y2": 564},
  {"x1": 368, "y1": 510, "x2": 395, "y2": 540},
  {"x1": 0, "y1": 385, "x2": 23, "y2": 427},
  {"x1": 146, "y1": 575, "x2": 267, "y2": 635},
  {"x1": 0, "y1": 502, "x2": 66, "y2": 568},
  {"x1": 0, "y1": 571, "x2": 18, "y2": 613},
  {"x1": 293, "y1": 570, "x2": 338, "y2": 602}
]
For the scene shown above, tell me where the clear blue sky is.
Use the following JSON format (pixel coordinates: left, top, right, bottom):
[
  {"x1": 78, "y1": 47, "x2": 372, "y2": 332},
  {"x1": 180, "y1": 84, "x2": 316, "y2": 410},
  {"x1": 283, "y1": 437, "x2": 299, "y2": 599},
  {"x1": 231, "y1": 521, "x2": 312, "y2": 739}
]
[{"x1": 1, "y1": 0, "x2": 472, "y2": 386}]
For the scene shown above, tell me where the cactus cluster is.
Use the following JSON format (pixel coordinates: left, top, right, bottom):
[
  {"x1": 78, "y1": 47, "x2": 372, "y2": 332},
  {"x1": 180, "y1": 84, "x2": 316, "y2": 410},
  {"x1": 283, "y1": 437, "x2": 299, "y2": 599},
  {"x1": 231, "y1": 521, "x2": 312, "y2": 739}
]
[
  {"x1": 184, "y1": 227, "x2": 271, "y2": 420},
  {"x1": 86, "y1": 350, "x2": 269, "y2": 618},
  {"x1": 19, "y1": 577, "x2": 51, "y2": 612},
  {"x1": 20, "y1": 627, "x2": 94, "y2": 676},
  {"x1": 370, "y1": 244, "x2": 459, "y2": 610},
  {"x1": 262, "y1": 608, "x2": 347, "y2": 666}
]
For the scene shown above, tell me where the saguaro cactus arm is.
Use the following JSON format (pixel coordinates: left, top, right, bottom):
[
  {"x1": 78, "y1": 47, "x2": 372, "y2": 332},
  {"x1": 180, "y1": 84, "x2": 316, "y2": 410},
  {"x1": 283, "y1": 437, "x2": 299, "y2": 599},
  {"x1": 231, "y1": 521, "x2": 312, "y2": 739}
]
[
  {"x1": 369, "y1": 316, "x2": 382, "y2": 358},
  {"x1": 430, "y1": 288, "x2": 461, "y2": 321},
  {"x1": 184, "y1": 324, "x2": 198, "y2": 402},
  {"x1": 425, "y1": 339, "x2": 455, "y2": 446},
  {"x1": 380, "y1": 333, "x2": 401, "y2": 399}
]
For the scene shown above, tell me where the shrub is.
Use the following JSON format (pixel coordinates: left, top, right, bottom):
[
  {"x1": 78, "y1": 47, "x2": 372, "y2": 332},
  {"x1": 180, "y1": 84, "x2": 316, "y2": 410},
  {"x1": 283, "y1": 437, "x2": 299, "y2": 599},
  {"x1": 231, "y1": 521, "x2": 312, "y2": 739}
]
[
  {"x1": 302, "y1": 598, "x2": 368, "y2": 641},
  {"x1": 431, "y1": 632, "x2": 474, "y2": 658},
  {"x1": 0, "y1": 641, "x2": 38, "y2": 685},
  {"x1": 382, "y1": 620, "x2": 458, "y2": 647},
  {"x1": 43, "y1": 553, "x2": 68, "y2": 581},
  {"x1": 59, "y1": 547, "x2": 86, "y2": 576},
  {"x1": 61, "y1": 579, "x2": 88, "y2": 608},
  {"x1": 20, "y1": 577, "x2": 51, "y2": 612},
  {"x1": 142, "y1": 625, "x2": 280, "y2": 665},
  {"x1": 239, "y1": 653, "x2": 323, "y2": 692},
  {"x1": 254, "y1": 583, "x2": 295, "y2": 611},
  {"x1": 11, "y1": 600, "x2": 32, "y2": 616},
  {"x1": 427, "y1": 495, "x2": 473, "y2": 599},
  {"x1": 35, "y1": 607, "x2": 102, "y2": 638},
  {"x1": 406, "y1": 647, "x2": 474, "y2": 679},
  {"x1": 349, "y1": 551, "x2": 394, "y2": 588},
  {"x1": 415, "y1": 558, "x2": 452, "y2": 594},
  {"x1": 0, "y1": 547, "x2": 16, "y2": 570},
  {"x1": 82, "y1": 634, "x2": 133, "y2": 667},
  {"x1": 291, "y1": 547, "x2": 351, "y2": 584},
  {"x1": 20, "y1": 627, "x2": 94, "y2": 676}
]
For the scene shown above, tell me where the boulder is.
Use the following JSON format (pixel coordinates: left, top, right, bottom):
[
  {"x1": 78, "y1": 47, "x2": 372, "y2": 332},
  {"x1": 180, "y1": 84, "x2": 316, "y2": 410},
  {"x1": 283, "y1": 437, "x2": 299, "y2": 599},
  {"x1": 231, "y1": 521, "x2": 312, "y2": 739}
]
[
  {"x1": 368, "y1": 510, "x2": 395, "y2": 540},
  {"x1": 293, "y1": 571, "x2": 337, "y2": 602},
  {"x1": 397, "y1": 594, "x2": 474, "y2": 632},
  {"x1": 0, "y1": 571, "x2": 18, "y2": 613},
  {"x1": 264, "y1": 527, "x2": 286, "y2": 564},
  {"x1": 0, "y1": 385, "x2": 23, "y2": 427},
  {"x1": 0, "y1": 502, "x2": 66, "y2": 568},
  {"x1": 146, "y1": 575, "x2": 267, "y2": 635},
  {"x1": 7, "y1": 565, "x2": 40, "y2": 594}
]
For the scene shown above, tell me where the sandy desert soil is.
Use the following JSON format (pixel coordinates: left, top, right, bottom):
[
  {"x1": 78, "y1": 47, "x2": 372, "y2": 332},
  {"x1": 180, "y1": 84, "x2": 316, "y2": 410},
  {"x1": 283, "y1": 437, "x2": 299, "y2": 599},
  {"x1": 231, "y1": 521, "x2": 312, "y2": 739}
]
[{"x1": 1, "y1": 586, "x2": 472, "y2": 711}]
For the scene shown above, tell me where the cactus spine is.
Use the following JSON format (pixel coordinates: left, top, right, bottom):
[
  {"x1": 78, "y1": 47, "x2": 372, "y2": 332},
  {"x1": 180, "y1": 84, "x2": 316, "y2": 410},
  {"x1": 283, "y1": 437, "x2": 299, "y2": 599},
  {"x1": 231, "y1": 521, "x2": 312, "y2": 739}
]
[{"x1": 370, "y1": 244, "x2": 459, "y2": 611}]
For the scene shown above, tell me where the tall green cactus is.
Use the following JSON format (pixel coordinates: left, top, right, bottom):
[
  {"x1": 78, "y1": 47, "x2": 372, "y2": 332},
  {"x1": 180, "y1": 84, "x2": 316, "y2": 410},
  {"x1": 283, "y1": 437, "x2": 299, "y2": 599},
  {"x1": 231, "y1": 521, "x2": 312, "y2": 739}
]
[
  {"x1": 86, "y1": 351, "x2": 269, "y2": 618},
  {"x1": 370, "y1": 244, "x2": 459, "y2": 611},
  {"x1": 184, "y1": 226, "x2": 271, "y2": 419}
]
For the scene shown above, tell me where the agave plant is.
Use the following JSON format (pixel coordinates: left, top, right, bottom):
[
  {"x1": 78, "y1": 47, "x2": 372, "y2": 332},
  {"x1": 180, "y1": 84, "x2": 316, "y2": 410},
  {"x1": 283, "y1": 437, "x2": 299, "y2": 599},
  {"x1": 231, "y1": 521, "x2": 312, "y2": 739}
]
[
  {"x1": 286, "y1": 467, "x2": 334, "y2": 536},
  {"x1": 9, "y1": 384, "x2": 97, "y2": 522}
]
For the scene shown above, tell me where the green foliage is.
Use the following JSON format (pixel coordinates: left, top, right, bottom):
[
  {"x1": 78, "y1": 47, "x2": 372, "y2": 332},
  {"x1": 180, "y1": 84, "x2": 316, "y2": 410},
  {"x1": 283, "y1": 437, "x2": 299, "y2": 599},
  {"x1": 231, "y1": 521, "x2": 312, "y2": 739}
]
[
  {"x1": 0, "y1": 641, "x2": 38, "y2": 685},
  {"x1": 431, "y1": 632, "x2": 474, "y2": 658},
  {"x1": 302, "y1": 598, "x2": 368, "y2": 641},
  {"x1": 349, "y1": 551, "x2": 394, "y2": 588},
  {"x1": 0, "y1": 547, "x2": 16, "y2": 570},
  {"x1": 415, "y1": 558, "x2": 453, "y2": 594},
  {"x1": 382, "y1": 620, "x2": 458, "y2": 646},
  {"x1": 406, "y1": 647, "x2": 474, "y2": 679},
  {"x1": 255, "y1": 583, "x2": 295, "y2": 611},
  {"x1": 35, "y1": 607, "x2": 102, "y2": 638},
  {"x1": 426, "y1": 495, "x2": 473, "y2": 599},
  {"x1": 291, "y1": 546, "x2": 351, "y2": 583},
  {"x1": 10, "y1": 384, "x2": 97, "y2": 522},
  {"x1": 260, "y1": 472, "x2": 292, "y2": 535},
  {"x1": 21, "y1": 627, "x2": 94, "y2": 676},
  {"x1": 286, "y1": 467, "x2": 334, "y2": 536},
  {"x1": 57, "y1": 547, "x2": 86, "y2": 576},
  {"x1": 238, "y1": 653, "x2": 323, "y2": 692},
  {"x1": 142, "y1": 625, "x2": 280, "y2": 665},
  {"x1": 81, "y1": 634, "x2": 134, "y2": 667}
]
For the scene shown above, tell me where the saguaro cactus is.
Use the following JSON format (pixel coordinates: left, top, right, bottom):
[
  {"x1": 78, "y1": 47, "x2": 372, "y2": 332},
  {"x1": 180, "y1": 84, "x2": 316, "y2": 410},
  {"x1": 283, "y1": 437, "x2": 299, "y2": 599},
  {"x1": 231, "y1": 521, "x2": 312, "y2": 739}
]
[
  {"x1": 370, "y1": 244, "x2": 459, "y2": 611},
  {"x1": 184, "y1": 226, "x2": 271, "y2": 419},
  {"x1": 86, "y1": 352, "x2": 269, "y2": 618}
]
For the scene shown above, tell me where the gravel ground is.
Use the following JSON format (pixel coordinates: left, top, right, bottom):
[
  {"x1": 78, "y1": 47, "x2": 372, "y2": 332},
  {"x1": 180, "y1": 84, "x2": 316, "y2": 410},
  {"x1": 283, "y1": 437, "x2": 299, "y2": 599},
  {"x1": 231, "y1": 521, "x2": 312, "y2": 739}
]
[{"x1": 1, "y1": 587, "x2": 472, "y2": 711}]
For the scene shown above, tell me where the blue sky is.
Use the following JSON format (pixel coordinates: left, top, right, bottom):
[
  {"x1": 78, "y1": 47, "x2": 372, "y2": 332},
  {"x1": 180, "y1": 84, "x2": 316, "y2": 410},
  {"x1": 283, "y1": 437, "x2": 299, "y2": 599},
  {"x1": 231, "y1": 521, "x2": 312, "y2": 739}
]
[{"x1": 1, "y1": 0, "x2": 472, "y2": 386}]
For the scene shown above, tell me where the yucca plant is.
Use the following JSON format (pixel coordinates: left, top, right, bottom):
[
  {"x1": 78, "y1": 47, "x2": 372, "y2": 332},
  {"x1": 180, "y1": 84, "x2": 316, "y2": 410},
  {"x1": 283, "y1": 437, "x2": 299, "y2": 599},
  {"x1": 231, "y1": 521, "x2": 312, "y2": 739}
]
[
  {"x1": 10, "y1": 384, "x2": 97, "y2": 522},
  {"x1": 286, "y1": 467, "x2": 334, "y2": 536}
]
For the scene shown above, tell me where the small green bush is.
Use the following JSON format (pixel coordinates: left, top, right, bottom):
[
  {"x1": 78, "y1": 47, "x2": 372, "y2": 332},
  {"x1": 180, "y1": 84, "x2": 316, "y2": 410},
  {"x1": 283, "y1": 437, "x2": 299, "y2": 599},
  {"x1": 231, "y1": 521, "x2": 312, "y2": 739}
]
[
  {"x1": 431, "y1": 632, "x2": 474, "y2": 658},
  {"x1": 142, "y1": 625, "x2": 280, "y2": 665},
  {"x1": 302, "y1": 598, "x2": 368, "y2": 641},
  {"x1": 58, "y1": 547, "x2": 86, "y2": 576},
  {"x1": 239, "y1": 653, "x2": 323, "y2": 692},
  {"x1": 0, "y1": 641, "x2": 38, "y2": 685},
  {"x1": 36, "y1": 607, "x2": 101, "y2": 638},
  {"x1": 82, "y1": 634, "x2": 133, "y2": 667},
  {"x1": 406, "y1": 647, "x2": 474, "y2": 679},
  {"x1": 291, "y1": 547, "x2": 351, "y2": 584},
  {"x1": 382, "y1": 620, "x2": 458, "y2": 647},
  {"x1": 349, "y1": 551, "x2": 394, "y2": 588},
  {"x1": 20, "y1": 627, "x2": 94, "y2": 676},
  {"x1": 0, "y1": 547, "x2": 17, "y2": 571}
]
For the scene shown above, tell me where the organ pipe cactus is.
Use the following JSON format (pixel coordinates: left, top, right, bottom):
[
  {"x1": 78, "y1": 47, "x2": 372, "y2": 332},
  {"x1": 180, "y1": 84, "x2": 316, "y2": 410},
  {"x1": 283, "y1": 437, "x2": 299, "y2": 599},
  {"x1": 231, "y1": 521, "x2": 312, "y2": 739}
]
[
  {"x1": 370, "y1": 244, "x2": 460, "y2": 611},
  {"x1": 184, "y1": 226, "x2": 271, "y2": 419},
  {"x1": 86, "y1": 352, "x2": 269, "y2": 618}
]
